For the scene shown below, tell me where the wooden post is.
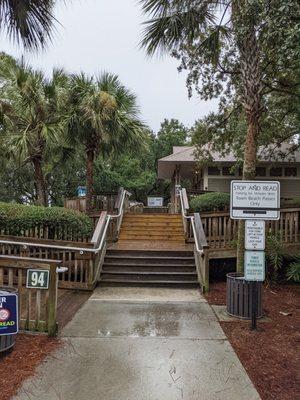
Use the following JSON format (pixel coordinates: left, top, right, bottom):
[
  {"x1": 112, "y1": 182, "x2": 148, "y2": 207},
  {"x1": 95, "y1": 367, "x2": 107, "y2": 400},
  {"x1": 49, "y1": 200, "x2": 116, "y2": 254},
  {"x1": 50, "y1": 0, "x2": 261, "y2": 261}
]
[
  {"x1": 201, "y1": 249, "x2": 209, "y2": 293},
  {"x1": 47, "y1": 263, "x2": 58, "y2": 337}
]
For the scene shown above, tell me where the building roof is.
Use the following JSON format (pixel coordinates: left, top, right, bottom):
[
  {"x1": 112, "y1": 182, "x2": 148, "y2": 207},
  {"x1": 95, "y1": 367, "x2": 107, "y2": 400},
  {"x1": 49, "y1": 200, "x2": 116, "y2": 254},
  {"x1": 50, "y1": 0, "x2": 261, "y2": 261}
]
[{"x1": 158, "y1": 143, "x2": 300, "y2": 179}]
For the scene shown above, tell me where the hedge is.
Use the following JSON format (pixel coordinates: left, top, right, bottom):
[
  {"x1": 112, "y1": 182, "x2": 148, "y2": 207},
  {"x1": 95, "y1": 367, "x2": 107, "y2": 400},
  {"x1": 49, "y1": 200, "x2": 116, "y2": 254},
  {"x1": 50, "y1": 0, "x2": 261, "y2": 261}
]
[
  {"x1": 189, "y1": 192, "x2": 230, "y2": 213},
  {"x1": 0, "y1": 202, "x2": 93, "y2": 240}
]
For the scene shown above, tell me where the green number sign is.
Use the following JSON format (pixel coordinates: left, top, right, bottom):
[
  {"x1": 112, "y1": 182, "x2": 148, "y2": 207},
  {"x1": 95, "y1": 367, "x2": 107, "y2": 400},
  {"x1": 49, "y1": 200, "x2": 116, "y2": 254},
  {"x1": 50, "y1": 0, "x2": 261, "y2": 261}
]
[{"x1": 26, "y1": 269, "x2": 50, "y2": 289}]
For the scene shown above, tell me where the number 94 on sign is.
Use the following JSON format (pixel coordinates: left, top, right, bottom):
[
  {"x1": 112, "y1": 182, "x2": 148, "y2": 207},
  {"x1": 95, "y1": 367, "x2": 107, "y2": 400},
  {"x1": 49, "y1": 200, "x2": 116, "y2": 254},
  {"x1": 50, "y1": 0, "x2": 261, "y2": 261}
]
[{"x1": 26, "y1": 269, "x2": 50, "y2": 289}]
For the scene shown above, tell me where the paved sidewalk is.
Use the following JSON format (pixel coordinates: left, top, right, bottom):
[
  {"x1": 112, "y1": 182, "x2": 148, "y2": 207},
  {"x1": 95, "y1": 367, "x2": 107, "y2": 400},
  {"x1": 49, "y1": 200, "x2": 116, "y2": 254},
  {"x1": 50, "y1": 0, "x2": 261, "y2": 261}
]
[{"x1": 13, "y1": 287, "x2": 260, "y2": 400}]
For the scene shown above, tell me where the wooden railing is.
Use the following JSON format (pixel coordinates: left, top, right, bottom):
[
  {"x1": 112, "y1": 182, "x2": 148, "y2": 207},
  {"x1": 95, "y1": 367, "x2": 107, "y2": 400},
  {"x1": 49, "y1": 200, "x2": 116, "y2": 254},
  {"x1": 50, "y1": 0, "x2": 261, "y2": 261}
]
[
  {"x1": 64, "y1": 192, "x2": 118, "y2": 213},
  {"x1": 0, "y1": 256, "x2": 60, "y2": 336},
  {"x1": 180, "y1": 187, "x2": 300, "y2": 293},
  {"x1": 198, "y1": 208, "x2": 300, "y2": 248},
  {"x1": 179, "y1": 189, "x2": 210, "y2": 293},
  {"x1": 0, "y1": 188, "x2": 131, "y2": 291},
  {"x1": 0, "y1": 237, "x2": 96, "y2": 290}
]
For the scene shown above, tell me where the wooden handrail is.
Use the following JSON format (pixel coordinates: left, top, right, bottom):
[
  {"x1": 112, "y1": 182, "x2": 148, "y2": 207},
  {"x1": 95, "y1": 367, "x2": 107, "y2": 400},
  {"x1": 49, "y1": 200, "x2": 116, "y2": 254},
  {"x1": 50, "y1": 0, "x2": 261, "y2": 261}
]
[
  {"x1": 114, "y1": 187, "x2": 124, "y2": 211},
  {"x1": 91, "y1": 211, "x2": 107, "y2": 247},
  {"x1": 194, "y1": 213, "x2": 208, "y2": 249},
  {"x1": 181, "y1": 188, "x2": 189, "y2": 211}
]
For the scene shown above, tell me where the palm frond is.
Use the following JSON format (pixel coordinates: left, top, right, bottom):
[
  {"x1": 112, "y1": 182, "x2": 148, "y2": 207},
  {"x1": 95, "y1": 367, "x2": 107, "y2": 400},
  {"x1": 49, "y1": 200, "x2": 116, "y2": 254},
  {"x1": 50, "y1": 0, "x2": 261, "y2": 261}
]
[
  {"x1": 140, "y1": 0, "x2": 217, "y2": 55},
  {"x1": 0, "y1": 0, "x2": 58, "y2": 50}
]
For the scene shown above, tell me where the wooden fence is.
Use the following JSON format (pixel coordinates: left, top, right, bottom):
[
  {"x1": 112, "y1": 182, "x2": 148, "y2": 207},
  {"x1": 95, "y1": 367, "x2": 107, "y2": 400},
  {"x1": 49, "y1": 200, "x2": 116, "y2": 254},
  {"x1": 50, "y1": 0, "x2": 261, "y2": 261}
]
[
  {"x1": 0, "y1": 210, "x2": 114, "y2": 291},
  {"x1": 64, "y1": 192, "x2": 118, "y2": 213},
  {"x1": 187, "y1": 208, "x2": 300, "y2": 249},
  {"x1": 0, "y1": 237, "x2": 97, "y2": 291},
  {"x1": 0, "y1": 256, "x2": 60, "y2": 336}
]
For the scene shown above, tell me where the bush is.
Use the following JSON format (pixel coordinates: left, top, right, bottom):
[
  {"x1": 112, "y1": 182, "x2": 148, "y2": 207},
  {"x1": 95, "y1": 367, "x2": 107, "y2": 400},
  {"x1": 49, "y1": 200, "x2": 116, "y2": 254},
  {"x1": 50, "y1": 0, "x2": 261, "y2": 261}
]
[
  {"x1": 286, "y1": 257, "x2": 300, "y2": 282},
  {"x1": 265, "y1": 233, "x2": 285, "y2": 283},
  {"x1": 189, "y1": 192, "x2": 230, "y2": 212},
  {"x1": 0, "y1": 202, "x2": 93, "y2": 240},
  {"x1": 281, "y1": 197, "x2": 300, "y2": 208}
]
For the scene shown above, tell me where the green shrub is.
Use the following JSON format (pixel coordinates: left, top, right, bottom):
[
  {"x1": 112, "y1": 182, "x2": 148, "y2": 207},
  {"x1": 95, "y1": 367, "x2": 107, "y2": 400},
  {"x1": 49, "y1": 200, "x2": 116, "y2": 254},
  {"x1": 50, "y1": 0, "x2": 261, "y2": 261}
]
[
  {"x1": 265, "y1": 233, "x2": 285, "y2": 283},
  {"x1": 189, "y1": 192, "x2": 230, "y2": 213},
  {"x1": 0, "y1": 202, "x2": 93, "y2": 240},
  {"x1": 286, "y1": 257, "x2": 300, "y2": 282},
  {"x1": 281, "y1": 197, "x2": 300, "y2": 208}
]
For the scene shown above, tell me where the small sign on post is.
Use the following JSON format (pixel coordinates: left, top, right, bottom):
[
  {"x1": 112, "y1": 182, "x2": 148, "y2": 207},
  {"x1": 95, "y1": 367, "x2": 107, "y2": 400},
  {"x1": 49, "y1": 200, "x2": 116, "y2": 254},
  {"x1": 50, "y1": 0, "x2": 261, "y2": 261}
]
[
  {"x1": 244, "y1": 250, "x2": 265, "y2": 281},
  {"x1": 229, "y1": 180, "x2": 280, "y2": 331},
  {"x1": 0, "y1": 293, "x2": 18, "y2": 336},
  {"x1": 245, "y1": 220, "x2": 265, "y2": 250},
  {"x1": 26, "y1": 269, "x2": 50, "y2": 290}
]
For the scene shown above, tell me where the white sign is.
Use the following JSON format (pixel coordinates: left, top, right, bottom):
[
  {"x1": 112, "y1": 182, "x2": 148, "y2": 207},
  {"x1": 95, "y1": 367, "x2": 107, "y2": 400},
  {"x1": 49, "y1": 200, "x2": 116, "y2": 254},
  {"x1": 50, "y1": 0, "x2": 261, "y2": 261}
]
[
  {"x1": 244, "y1": 251, "x2": 265, "y2": 281},
  {"x1": 245, "y1": 220, "x2": 265, "y2": 250},
  {"x1": 147, "y1": 197, "x2": 163, "y2": 207},
  {"x1": 230, "y1": 180, "x2": 280, "y2": 220},
  {"x1": 175, "y1": 185, "x2": 181, "y2": 197}
]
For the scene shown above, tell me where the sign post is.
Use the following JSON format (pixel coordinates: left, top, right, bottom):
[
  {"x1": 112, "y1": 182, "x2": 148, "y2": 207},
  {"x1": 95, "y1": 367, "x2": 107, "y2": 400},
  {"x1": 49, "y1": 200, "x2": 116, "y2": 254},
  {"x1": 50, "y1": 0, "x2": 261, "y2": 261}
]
[{"x1": 230, "y1": 180, "x2": 280, "y2": 330}]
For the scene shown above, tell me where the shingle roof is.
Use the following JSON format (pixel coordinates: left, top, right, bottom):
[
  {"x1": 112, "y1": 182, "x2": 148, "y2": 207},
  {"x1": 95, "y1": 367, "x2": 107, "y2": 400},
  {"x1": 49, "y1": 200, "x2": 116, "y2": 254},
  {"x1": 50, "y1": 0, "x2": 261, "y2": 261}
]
[{"x1": 157, "y1": 143, "x2": 300, "y2": 179}]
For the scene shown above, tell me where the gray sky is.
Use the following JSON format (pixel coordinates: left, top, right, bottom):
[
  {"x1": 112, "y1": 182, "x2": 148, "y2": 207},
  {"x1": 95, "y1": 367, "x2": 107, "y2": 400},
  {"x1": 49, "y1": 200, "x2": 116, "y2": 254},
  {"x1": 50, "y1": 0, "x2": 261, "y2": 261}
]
[{"x1": 0, "y1": 0, "x2": 218, "y2": 132}]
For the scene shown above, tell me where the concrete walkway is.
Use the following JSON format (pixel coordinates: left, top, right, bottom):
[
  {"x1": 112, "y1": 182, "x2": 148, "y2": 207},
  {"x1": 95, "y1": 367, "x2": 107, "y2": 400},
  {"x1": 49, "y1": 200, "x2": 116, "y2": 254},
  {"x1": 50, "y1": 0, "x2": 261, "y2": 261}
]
[{"x1": 13, "y1": 287, "x2": 260, "y2": 400}]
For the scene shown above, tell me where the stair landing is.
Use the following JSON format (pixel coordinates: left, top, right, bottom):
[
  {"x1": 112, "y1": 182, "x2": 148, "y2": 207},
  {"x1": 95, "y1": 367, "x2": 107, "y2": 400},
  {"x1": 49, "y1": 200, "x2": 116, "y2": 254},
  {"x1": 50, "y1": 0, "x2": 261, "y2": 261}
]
[{"x1": 119, "y1": 213, "x2": 185, "y2": 243}]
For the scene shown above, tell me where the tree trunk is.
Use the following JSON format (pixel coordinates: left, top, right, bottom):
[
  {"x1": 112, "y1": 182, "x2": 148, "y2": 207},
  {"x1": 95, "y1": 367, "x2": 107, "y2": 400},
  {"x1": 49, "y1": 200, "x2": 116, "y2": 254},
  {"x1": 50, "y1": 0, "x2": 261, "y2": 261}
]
[
  {"x1": 236, "y1": 115, "x2": 260, "y2": 271},
  {"x1": 232, "y1": 2, "x2": 263, "y2": 272},
  {"x1": 32, "y1": 158, "x2": 47, "y2": 206},
  {"x1": 86, "y1": 149, "x2": 95, "y2": 212}
]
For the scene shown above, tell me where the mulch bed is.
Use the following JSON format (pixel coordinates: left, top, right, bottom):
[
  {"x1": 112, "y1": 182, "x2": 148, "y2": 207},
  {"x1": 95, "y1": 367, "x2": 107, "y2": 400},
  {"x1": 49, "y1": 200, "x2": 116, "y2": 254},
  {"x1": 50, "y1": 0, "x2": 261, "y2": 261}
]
[
  {"x1": 0, "y1": 334, "x2": 60, "y2": 400},
  {"x1": 206, "y1": 282, "x2": 300, "y2": 400},
  {"x1": 0, "y1": 289, "x2": 90, "y2": 400}
]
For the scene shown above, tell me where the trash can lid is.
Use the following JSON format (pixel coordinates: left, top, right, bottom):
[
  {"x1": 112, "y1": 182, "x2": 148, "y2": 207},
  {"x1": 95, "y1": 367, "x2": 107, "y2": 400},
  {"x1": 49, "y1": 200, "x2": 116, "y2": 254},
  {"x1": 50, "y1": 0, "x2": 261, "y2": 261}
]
[{"x1": 0, "y1": 287, "x2": 18, "y2": 295}]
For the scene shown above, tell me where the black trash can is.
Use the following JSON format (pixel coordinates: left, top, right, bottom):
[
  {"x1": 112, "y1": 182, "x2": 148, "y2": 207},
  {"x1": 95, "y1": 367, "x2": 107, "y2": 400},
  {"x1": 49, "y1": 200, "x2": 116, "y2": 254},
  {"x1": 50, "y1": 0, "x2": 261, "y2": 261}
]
[
  {"x1": 226, "y1": 272, "x2": 263, "y2": 319},
  {"x1": 0, "y1": 287, "x2": 18, "y2": 353}
]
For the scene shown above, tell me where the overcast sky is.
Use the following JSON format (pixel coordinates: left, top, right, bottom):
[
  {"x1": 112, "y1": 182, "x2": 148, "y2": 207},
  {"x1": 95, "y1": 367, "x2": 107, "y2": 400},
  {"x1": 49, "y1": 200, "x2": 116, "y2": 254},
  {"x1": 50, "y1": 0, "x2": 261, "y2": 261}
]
[{"x1": 0, "y1": 0, "x2": 218, "y2": 132}]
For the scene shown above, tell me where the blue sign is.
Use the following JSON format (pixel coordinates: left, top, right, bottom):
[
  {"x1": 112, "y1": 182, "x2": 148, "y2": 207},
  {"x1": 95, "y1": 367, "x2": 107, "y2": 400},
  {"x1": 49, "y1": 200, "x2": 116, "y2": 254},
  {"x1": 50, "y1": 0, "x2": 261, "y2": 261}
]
[
  {"x1": 77, "y1": 186, "x2": 87, "y2": 197},
  {"x1": 0, "y1": 293, "x2": 18, "y2": 336}
]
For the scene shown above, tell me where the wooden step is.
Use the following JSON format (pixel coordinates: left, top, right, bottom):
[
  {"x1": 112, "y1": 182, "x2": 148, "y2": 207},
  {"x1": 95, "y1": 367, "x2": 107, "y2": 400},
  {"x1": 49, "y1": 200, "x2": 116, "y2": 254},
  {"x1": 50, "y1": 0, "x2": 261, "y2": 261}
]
[
  {"x1": 103, "y1": 264, "x2": 196, "y2": 272},
  {"x1": 102, "y1": 268, "x2": 197, "y2": 275},
  {"x1": 106, "y1": 249, "x2": 193, "y2": 256},
  {"x1": 119, "y1": 236, "x2": 185, "y2": 242},
  {"x1": 121, "y1": 224, "x2": 183, "y2": 230},
  {"x1": 101, "y1": 274, "x2": 198, "y2": 283},
  {"x1": 120, "y1": 231, "x2": 184, "y2": 237},
  {"x1": 100, "y1": 247, "x2": 198, "y2": 288},
  {"x1": 123, "y1": 214, "x2": 182, "y2": 222},
  {"x1": 104, "y1": 257, "x2": 195, "y2": 265}
]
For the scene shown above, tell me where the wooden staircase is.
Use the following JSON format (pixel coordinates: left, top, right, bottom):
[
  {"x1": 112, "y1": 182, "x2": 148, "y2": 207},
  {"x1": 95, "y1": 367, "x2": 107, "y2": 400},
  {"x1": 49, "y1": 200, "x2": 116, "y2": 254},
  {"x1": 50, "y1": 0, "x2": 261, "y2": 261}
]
[
  {"x1": 100, "y1": 249, "x2": 198, "y2": 285},
  {"x1": 99, "y1": 213, "x2": 199, "y2": 286},
  {"x1": 119, "y1": 214, "x2": 185, "y2": 242}
]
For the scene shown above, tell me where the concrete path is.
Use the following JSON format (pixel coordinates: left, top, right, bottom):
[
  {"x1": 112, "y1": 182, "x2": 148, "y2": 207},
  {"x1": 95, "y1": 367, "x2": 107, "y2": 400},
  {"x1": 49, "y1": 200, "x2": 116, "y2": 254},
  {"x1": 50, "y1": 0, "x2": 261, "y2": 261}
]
[{"x1": 13, "y1": 287, "x2": 260, "y2": 400}]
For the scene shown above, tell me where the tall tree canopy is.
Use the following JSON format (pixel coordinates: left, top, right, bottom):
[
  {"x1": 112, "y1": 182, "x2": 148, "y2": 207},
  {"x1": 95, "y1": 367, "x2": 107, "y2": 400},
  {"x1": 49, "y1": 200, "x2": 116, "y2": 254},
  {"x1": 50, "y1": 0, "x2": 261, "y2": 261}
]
[
  {"x1": 0, "y1": 53, "x2": 68, "y2": 205},
  {"x1": 65, "y1": 72, "x2": 146, "y2": 211}
]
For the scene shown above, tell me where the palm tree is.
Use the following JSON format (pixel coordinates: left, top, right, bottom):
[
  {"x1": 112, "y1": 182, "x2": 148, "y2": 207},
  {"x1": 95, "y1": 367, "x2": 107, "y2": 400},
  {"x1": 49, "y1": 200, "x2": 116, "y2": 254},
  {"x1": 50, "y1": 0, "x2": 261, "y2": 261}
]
[
  {"x1": 0, "y1": 0, "x2": 58, "y2": 49},
  {"x1": 140, "y1": 0, "x2": 264, "y2": 270},
  {"x1": 0, "y1": 53, "x2": 68, "y2": 205},
  {"x1": 66, "y1": 72, "x2": 145, "y2": 212}
]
